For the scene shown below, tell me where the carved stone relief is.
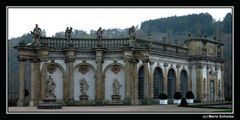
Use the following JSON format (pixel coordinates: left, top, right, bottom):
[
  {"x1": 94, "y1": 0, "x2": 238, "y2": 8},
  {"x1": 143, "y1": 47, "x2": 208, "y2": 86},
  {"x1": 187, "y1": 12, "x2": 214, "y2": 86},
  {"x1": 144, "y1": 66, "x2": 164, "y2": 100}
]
[
  {"x1": 80, "y1": 78, "x2": 89, "y2": 96},
  {"x1": 112, "y1": 78, "x2": 122, "y2": 95},
  {"x1": 47, "y1": 64, "x2": 57, "y2": 74},
  {"x1": 111, "y1": 65, "x2": 121, "y2": 74},
  {"x1": 78, "y1": 65, "x2": 89, "y2": 74}
]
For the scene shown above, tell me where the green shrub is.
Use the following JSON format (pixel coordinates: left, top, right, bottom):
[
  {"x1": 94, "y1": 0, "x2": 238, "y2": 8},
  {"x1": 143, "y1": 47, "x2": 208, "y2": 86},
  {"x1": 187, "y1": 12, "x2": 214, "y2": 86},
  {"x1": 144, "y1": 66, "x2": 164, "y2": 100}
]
[{"x1": 179, "y1": 98, "x2": 188, "y2": 107}]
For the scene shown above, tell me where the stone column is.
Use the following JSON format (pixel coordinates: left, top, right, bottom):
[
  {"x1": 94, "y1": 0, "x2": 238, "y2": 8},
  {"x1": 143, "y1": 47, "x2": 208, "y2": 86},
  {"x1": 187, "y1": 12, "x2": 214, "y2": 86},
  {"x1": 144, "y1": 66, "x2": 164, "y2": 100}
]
[
  {"x1": 17, "y1": 60, "x2": 26, "y2": 106},
  {"x1": 41, "y1": 62, "x2": 48, "y2": 100},
  {"x1": 30, "y1": 59, "x2": 41, "y2": 106},
  {"x1": 196, "y1": 63, "x2": 203, "y2": 102},
  {"x1": 221, "y1": 64, "x2": 225, "y2": 101},
  {"x1": 188, "y1": 65, "x2": 192, "y2": 91},
  {"x1": 143, "y1": 59, "x2": 149, "y2": 98},
  {"x1": 64, "y1": 49, "x2": 75, "y2": 101},
  {"x1": 95, "y1": 49, "x2": 104, "y2": 103},
  {"x1": 163, "y1": 63, "x2": 168, "y2": 94},
  {"x1": 149, "y1": 61, "x2": 154, "y2": 98},
  {"x1": 176, "y1": 64, "x2": 181, "y2": 92},
  {"x1": 131, "y1": 59, "x2": 139, "y2": 104},
  {"x1": 123, "y1": 51, "x2": 132, "y2": 101}
]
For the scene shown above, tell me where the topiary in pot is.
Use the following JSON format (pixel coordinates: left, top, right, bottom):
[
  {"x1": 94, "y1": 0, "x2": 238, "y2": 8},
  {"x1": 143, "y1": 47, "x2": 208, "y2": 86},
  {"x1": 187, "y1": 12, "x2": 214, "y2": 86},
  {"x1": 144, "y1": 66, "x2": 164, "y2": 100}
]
[
  {"x1": 185, "y1": 91, "x2": 194, "y2": 104},
  {"x1": 174, "y1": 92, "x2": 182, "y2": 99},
  {"x1": 159, "y1": 93, "x2": 168, "y2": 100},
  {"x1": 185, "y1": 91, "x2": 194, "y2": 99}
]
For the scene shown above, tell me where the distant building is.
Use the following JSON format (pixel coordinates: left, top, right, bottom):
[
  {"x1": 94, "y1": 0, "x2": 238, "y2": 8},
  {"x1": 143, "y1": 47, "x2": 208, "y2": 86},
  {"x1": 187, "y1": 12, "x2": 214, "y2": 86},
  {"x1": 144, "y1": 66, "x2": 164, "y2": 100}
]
[{"x1": 13, "y1": 25, "x2": 224, "y2": 106}]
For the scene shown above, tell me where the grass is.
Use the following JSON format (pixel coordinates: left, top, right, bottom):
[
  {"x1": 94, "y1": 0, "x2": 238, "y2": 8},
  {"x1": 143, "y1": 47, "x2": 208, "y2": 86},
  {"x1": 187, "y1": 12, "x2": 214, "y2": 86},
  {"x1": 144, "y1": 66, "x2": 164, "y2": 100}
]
[{"x1": 214, "y1": 109, "x2": 232, "y2": 112}]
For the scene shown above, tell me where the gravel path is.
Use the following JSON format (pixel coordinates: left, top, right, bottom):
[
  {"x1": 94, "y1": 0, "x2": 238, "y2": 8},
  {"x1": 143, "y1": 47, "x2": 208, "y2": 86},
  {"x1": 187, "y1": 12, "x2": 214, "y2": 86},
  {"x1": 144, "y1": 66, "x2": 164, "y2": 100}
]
[{"x1": 7, "y1": 105, "x2": 227, "y2": 114}]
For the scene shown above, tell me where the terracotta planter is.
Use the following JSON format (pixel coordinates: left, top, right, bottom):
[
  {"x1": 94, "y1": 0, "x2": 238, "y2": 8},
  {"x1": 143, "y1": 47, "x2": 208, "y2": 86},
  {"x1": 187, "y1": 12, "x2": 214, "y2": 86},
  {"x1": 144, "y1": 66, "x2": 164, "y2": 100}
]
[
  {"x1": 173, "y1": 99, "x2": 181, "y2": 104},
  {"x1": 159, "y1": 99, "x2": 168, "y2": 105}
]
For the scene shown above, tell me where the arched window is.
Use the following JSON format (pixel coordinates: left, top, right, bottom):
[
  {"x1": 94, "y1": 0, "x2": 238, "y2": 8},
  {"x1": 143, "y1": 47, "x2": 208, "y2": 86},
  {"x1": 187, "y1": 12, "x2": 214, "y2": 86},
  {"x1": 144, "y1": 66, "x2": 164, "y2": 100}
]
[
  {"x1": 138, "y1": 66, "x2": 144, "y2": 100},
  {"x1": 167, "y1": 69, "x2": 176, "y2": 98},
  {"x1": 180, "y1": 70, "x2": 188, "y2": 96},
  {"x1": 153, "y1": 67, "x2": 163, "y2": 99}
]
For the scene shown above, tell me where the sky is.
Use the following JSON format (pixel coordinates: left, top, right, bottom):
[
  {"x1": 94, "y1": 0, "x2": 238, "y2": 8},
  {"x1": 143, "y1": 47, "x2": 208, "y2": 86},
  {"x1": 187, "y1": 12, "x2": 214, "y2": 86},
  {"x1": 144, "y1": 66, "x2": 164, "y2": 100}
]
[{"x1": 7, "y1": 7, "x2": 232, "y2": 39}]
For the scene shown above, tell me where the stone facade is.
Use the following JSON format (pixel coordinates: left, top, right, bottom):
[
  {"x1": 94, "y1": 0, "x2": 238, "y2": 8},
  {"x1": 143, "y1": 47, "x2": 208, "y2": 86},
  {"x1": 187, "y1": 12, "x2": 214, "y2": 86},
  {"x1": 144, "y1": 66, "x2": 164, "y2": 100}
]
[{"x1": 13, "y1": 26, "x2": 225, "y2": 106}]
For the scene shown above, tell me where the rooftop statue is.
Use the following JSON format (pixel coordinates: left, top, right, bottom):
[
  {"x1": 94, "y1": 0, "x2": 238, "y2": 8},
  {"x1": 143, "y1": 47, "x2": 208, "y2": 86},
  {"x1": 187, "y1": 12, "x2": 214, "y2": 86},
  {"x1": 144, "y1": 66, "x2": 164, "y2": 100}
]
[
  {"x1": 31, "y1": 24, "x2": 42, "y2": 37},
  {"x1": 129, "y1": 26, "x2": 136, "y2": 40},
  {"x1": 65, "y1": 27, "x2": 72, "y2": 40}
]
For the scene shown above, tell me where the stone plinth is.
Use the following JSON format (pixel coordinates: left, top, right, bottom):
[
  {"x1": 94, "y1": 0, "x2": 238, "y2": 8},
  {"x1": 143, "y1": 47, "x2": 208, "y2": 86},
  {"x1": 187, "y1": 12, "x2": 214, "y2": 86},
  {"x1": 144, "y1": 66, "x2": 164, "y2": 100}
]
[
  {"x1": 112, "y1": 95, "x2": 121, "y2": 101},
  {"x1": 37, "y1": 98, "x2": 62, "y2": 109},
  {"x1": 80, "y1": 95, "x2": 89, "y2": 101}
]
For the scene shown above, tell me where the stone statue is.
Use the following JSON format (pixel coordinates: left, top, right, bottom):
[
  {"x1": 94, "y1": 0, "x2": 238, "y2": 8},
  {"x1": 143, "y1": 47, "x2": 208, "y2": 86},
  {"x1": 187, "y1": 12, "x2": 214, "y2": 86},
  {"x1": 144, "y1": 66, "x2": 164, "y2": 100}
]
[
  {"x1": 31, "y1": 24, "x2": 42, "y2": 37},
  {"x1": 46, "y1": 75, "x2": 56, "y2": 99},
  {"x1": 80, "y1": 78, "x2": 89, "y2": 96},
  {"x1": 113, "y1": 78, "x2": 121, "y2": 95},
  {"x1": 97, "y1": 27, "x2": 103, "y2": 40},
  {"x1": 129, "y1": 26, "x2": 136, "y2": 40},
  {"x1": 65, "y1": 27, "x2": 72, "y2": 40}
]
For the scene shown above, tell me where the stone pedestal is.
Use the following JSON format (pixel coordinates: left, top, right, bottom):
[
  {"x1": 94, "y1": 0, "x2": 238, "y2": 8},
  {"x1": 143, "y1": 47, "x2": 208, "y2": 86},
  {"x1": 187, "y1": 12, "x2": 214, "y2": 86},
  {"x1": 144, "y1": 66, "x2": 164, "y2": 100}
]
[
  {"x1": 80, "y1": 95, "x2": 89, "y2": 101},
  {"x1": 112, "y1": 95, "x2": 121, "y2": 101},
  {"x1": 37, "y1": 98, "x2": 62, "y2": 109}
]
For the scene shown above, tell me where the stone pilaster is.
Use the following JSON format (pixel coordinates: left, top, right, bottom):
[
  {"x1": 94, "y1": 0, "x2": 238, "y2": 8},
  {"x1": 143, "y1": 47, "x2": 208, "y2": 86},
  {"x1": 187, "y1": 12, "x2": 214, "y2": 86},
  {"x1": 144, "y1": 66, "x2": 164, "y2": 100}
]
[
  {"x1": 143, "y1": 59, "x2": 149, "y2": 98},
  {"x1": 123, "y1": 51, "x2": 132, "y2": 101},
  {"x1": 41, "y1": 62, "x2": 48, "y2": 100},
  {"x1": 64, "y1": 49, "x2": 75, "y2": 101},
  {"x1": 131, "y1": 58, "x2": 139, "y2": 104},
  {"x1": 149, "y1": 61, "x2": 154, "y2": 98},
  {"x1": 196, "y1": 63, "x2": 203, "y2": 102},
  {"x1": 176, "y1": 64, "x2": 181, "y2": 92},
  {"x1": 30, "y1": 59, "x2": 41, "y2": 106},
  {"x1": 221, "y1": 64, "x2": 225, "y2": 101},
  {"x1": 163, "y1": 63, "x2": 168, "y2": 94},
  {"x1": 17, "y1": 60, "x2": 26, "y2": 106},
  {"x1": 188, "y1": 65, "x2": 192, "y2": 91},
  {"x1": 95, "y1": 49, "x2": 104, "y2": 103}
]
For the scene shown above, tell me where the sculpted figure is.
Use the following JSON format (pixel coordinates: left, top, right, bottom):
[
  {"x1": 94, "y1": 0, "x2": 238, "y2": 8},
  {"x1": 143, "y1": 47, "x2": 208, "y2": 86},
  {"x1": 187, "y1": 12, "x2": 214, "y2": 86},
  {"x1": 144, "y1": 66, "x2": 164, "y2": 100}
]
[
  {"x1": 113, "y1": 78, "x2": 121, "y2": 95},
  {"x1": 31, "y1": 24, "x2": 42, "y2": 37},
  {"x1": 46, "y1": 75, "x2": 56, "y2": 99},
  {"x1": 65, "y1": 27, "x2": 72, "y2": 40},
  {"x1": 128, "y1": 26, "x2": 136, "y2": 40},
  {"x1": 80, "y1": 78, "x2": 89, "y2": 96}
]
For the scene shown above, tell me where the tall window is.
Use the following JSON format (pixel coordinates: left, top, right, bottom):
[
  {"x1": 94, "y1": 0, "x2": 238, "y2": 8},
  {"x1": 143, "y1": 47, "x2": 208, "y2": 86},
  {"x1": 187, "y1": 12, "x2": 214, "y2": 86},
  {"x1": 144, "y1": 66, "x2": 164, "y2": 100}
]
[
  {"x1": 167, "y1": 69, "x2": 176, "y2": 98},
  {"x1": 180, "y1": 70, "x2": 188, "y2": 96},
  {"x1": 153, "y1": 67, "x2": 163, "y2": 99},
  {"x1": 210, "y1": 80, "x2": 215, "y2": 100},
  {"x1": 138, "y1": 66, "x2": 144, "y2": 100}
]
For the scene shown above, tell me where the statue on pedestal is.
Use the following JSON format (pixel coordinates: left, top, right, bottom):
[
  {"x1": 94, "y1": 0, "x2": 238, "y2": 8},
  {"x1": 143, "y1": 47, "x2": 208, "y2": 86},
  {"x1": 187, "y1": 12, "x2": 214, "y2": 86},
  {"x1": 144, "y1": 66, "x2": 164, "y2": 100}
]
[
  {"x1": 113, "y1": 78, "x2": 122, "y2": 95},
  {"x1": 65, "y1": 27, "x2": 72, "y2": 41},
  {"x1": 129, "y1": 26, "x2": 136, "y2": 40},
  {"x1": 46, "y1": 75, "x2": 56, "y2": 99},
  {"x1": 80, "y1": 78, "x2": 89, "y2": 96},
  {"x1": 30, "y1": 24, "x2": 42, "y2": 45},
  {"x1": 96, "y1": 27, "x2": 103, "y2": 47}
]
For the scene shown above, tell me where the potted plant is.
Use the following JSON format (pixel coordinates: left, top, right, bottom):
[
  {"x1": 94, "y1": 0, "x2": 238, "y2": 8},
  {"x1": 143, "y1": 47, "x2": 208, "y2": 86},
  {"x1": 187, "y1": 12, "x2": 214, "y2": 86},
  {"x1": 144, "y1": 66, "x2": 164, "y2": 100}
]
[
  {"x1": 185, "y1": 91, "x2": 194, "y2": 104},
  {"x1": 173, "y1": 92, "x2": 182, "y2": 104},
  {"x1": 159, "y1": 93, "x2": 168, "y2": 105}
]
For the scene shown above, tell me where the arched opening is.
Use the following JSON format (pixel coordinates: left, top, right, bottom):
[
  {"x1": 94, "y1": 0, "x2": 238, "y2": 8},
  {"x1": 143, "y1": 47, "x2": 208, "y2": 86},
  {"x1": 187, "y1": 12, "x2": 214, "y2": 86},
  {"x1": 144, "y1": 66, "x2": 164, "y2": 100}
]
[
  {"x1": 138, "y1": 66, "x2": 144, "y2": 100},
  {"x1": 180, "y1": 70, "x2": 188, "y2": 96},
  {"x1": 153, "y1": 67, "x2": 163, "y2": 99},
  {"x1": 167, "y1": 68, "x2": 176, "y2": 99}
]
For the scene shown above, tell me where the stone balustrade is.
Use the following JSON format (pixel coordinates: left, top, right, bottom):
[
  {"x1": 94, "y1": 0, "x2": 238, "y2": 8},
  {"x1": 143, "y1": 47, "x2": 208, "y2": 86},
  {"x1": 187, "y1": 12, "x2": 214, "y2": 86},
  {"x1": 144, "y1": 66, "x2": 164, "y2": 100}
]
[{"x1": 39, "y1": 37, "x2": 188, "y2": 55}]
